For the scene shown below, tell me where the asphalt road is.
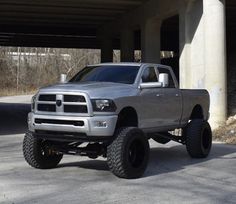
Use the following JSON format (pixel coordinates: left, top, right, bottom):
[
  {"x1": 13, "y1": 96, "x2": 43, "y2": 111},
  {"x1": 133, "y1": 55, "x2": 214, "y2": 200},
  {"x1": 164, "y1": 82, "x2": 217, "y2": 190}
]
[{"x1": 0, "y1": 95, "x2": 236, "y2": 204}]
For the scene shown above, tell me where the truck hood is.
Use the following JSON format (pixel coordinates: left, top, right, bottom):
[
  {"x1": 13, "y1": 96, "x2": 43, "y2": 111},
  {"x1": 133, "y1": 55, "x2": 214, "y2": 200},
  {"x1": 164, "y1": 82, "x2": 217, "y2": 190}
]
[{"x1": 39, "y1": 82, "x2": 137, "y2": 98}]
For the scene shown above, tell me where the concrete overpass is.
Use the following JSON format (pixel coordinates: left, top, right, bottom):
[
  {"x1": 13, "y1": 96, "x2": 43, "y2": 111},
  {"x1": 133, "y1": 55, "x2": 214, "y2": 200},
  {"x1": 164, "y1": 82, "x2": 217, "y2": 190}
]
[
  {"x1": 0, "y1": 0, "x2": 235, "y2": 128},
  {"x1": 0, "y1": 0, "x2": 147, "y2": 49}
]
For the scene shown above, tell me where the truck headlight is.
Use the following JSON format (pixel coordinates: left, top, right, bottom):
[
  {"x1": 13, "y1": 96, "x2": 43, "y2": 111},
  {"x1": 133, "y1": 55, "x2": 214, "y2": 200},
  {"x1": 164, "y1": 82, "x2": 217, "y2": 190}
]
[
  {"x1": 31, "y1": 95, "x2": 36, "y2": 111},
  {"x1": 91, "y1": 99, "x2": 117, "y2": 112}
]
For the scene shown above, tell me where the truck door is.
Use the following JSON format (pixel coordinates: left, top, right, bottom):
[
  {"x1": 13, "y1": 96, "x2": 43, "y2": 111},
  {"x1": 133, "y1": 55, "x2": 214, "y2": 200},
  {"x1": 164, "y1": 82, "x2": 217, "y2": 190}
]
[
  {"x1": 157, "y1": 67, "x2": 182, "y2": 127},
  {"x1": 139, "y1": 66, "x2": 164, "y2": 129}
]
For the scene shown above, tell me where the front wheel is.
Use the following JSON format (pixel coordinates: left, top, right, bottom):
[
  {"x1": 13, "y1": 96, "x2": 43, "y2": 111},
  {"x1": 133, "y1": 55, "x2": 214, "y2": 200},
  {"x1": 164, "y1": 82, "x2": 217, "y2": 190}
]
[
  {"x1": 107, "y1": 127, "x2": 150, "y2": 179},
  {"x1": 185, "y1": 119, "x2": 212, "y2": 158},
  {"x1": 23, "y1": 132, "x2": 63, "y2": 169}
]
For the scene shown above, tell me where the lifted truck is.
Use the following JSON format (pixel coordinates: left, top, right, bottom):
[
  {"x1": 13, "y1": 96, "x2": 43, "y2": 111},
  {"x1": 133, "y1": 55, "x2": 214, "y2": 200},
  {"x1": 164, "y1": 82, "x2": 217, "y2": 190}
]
[{"x1": 23, "y1": 63, "x2": 212, "y2": 179}]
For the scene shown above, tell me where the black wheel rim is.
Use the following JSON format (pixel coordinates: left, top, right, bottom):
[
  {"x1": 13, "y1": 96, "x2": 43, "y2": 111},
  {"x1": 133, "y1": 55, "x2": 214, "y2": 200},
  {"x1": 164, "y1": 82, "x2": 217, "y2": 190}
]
[
  {"x1": 40, "y1": 140, "x2": 55, "y2": 157},
  {"x1": 128, "y1": 139, "x2": 145, "y2": 168}
]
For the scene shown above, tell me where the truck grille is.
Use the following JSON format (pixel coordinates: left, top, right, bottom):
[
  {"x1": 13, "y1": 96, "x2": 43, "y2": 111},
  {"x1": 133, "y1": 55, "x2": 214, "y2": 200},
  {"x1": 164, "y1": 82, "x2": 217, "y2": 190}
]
[
  {"x1": 64, "y1": 95, "x2": 85, "y2": 102},
  {"x1": 38, "y1": 104, "x2": 56, "y2": 112},
  {"x1": 35, "y1": 119, "x2": 84, "y2": 126},
  {"x1": 38, "y1": 94, "x2": 56, "y2": 101},
  {"x1": 64, "y1": 105, "x2": 87, "y2": 113},
  {"x1": 36, "y1": 94, "x2": 88, "y2": 114}
]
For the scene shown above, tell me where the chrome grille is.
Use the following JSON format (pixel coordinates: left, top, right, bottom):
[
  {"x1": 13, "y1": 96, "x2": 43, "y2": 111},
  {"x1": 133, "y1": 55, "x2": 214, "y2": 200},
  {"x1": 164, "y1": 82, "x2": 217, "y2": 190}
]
[{"x1": 36, "y1": 93, "x2": 88, "y2": 114}]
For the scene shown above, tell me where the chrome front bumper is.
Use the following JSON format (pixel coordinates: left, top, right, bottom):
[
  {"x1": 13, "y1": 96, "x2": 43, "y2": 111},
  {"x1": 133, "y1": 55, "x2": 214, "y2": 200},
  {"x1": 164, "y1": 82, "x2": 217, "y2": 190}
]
[{"x1": 28, "y1": 112, "x2": 118, "y2": 137}]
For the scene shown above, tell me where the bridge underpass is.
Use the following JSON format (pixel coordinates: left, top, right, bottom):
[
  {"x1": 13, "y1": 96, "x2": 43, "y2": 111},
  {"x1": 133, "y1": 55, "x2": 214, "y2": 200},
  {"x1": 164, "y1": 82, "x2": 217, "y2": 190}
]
[
  {"x1": 0, "y1": 0, "x2": 236, "y2": 129},
  {"x1": 0, "y1": 0, "x2": 146, "y2": 49},
  {"x1": 1, "y1": 2, "x2": 236, "y2": 203}
]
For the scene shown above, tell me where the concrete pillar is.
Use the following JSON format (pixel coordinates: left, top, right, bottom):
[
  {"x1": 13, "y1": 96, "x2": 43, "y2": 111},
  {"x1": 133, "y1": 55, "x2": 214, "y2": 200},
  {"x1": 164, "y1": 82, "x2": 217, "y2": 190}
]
[
  {"x1": 179, "y1": 0, "x2": 227, "y2": 128},
  {"x1": 121, "y1": 29, "x2": 134, "y2": 62},
  {"x1": 204, "y1": 0, "x2": 227, "y2": 127},
  {"x1": 141, "y1": 18, "x2": 161, "y2": 63},
  {"x1": 179, "y1": 2, "x2": 192, "y2": 89},
  {"x1": 100, "y1": 35, "x2": 113, "y2": 63}
]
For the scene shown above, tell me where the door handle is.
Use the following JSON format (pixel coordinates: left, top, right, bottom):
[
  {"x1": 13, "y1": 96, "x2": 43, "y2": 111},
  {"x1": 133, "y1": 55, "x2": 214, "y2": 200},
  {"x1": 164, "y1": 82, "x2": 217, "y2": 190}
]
[
  {"x1": 156, "y1": 94, "x2": 163, "y2": 97},
  {"x1": 175, "y1": 94, "x2": 180, "y2": 97}
]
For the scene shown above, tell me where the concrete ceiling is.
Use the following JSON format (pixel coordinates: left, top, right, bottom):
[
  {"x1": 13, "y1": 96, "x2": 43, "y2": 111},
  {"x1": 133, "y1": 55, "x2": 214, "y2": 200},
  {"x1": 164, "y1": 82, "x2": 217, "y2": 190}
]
[{"x1": 0, "y1": 0, "x2": 148, "y2": 48}]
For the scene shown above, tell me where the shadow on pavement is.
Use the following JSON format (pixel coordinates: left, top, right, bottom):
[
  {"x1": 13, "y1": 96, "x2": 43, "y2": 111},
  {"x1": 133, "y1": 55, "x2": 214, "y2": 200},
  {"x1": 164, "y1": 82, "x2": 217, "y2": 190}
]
[
  {"x1": 58, "y1": 143, "x2": 236, "y2": 177},
  {"x1": 0, "y1": 102, "x2": 30, "y2": 135},
  {"x1": 145, "y1": 143, "x2": 236, "y2": 177},
  {"x1": 58, "y1": 159, "x2": 109, "y2": 171}
]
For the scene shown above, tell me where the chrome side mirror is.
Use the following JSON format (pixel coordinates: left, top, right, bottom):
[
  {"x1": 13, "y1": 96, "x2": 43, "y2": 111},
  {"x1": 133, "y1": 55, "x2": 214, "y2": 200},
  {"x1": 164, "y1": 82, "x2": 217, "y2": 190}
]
[
  {"x1": 139, "y1": 82, "x2": 162, "y2": 89},
  {"x1": 159, "y1": 73, "x2": 169, "y2": 87},
  {"x1": 60, "y1": 74, "x2": 67, "y2": 83}
]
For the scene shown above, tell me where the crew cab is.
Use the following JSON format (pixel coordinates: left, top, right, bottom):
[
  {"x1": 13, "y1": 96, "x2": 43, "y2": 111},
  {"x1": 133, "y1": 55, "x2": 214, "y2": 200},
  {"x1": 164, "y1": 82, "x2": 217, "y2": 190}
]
[{"x1": 23, "y1": 63, "x2": 212, "y2": 179}]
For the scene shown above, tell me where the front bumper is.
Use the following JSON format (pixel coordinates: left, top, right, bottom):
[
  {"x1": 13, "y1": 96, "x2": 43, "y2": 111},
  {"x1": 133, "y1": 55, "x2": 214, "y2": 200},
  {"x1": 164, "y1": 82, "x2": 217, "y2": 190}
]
[{"x1": 28, "y1": 112, "x2": 118, "y2": 137}]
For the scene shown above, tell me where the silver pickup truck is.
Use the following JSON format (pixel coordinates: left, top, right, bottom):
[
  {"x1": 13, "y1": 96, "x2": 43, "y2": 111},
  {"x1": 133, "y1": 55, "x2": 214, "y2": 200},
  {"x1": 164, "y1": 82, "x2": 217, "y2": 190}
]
[{"x1": 23, "y1": 63, "x2": 212, "y2": 179}]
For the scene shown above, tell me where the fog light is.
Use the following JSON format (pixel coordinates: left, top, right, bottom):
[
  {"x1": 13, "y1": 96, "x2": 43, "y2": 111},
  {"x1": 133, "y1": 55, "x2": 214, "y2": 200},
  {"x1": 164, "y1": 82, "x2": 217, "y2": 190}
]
[{"x1": 94, "y1": 121, "x2": 107, "y2": 127}]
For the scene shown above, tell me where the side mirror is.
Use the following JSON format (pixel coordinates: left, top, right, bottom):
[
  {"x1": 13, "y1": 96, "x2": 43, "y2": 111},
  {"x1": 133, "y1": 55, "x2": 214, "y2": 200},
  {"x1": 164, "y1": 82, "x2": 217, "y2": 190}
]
[
  {"x1": 159, "y1": 73, "x2": 169, "y2": 87},
  {"x1": 60, "y1": 74, "x2": 67, "y2": 83},
  {"x1": 139, "y1": 82, "x2": 162, "y2": 89}
]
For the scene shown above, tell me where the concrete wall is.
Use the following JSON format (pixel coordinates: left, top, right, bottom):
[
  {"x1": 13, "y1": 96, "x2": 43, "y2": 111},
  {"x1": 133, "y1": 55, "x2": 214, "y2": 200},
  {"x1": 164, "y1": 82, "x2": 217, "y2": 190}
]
[
  {"x1": 179, "y1": 0, "x2": 204, "y2": 89},
  {"x1": 180, "y1": 0, "x2": 227, "y2": 129}
]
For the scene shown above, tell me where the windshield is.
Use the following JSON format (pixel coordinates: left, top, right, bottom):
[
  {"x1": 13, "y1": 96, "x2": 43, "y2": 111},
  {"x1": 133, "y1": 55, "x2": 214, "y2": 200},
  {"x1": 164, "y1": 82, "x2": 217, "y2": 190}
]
[{"x1": 70, "y1": 65, "x2": 140, "y2": 84}]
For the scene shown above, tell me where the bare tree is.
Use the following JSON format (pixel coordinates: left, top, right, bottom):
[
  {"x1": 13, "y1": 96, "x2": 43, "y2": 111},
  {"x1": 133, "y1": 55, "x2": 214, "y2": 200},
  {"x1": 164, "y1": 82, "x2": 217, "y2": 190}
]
[{"x1": 0, "y1": 47, "x2": 102, "y2": 96}]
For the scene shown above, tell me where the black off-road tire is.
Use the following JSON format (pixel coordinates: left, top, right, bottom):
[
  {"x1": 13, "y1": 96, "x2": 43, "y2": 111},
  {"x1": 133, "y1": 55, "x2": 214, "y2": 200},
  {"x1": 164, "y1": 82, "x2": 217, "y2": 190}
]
[
  {"x1": 185, "y1": 119, "x2": 212, "y2": 158},
  {"x1": 107, "y1": 127, "x2": 150, "y2": 179},
  {"x1": 23, "y1": 132, "x2": 63, "y2": 169}
]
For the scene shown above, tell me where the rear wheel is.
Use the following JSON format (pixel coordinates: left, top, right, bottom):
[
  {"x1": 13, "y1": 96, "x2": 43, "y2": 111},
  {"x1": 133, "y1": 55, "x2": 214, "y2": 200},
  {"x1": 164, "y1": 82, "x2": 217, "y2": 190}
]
[
  {"x1": 107, "y1": 127, "x2": 150, "y2": 179},
  {"x1": 185, "y1": 119, "x2": 212, "y2": 158},
  {"x1": 23, "y1": 132, "x2": 63, "y2": 169}
]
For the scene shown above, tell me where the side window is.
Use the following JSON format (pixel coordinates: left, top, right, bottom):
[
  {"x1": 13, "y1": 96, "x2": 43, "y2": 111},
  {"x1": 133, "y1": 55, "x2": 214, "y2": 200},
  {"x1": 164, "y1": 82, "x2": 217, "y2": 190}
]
[
  {"x1": 158, "y1": 67, "x2": 175, "y2": 88},
  {"x1": 141, "y1": 67, "x2": 158, "y2": 83}
]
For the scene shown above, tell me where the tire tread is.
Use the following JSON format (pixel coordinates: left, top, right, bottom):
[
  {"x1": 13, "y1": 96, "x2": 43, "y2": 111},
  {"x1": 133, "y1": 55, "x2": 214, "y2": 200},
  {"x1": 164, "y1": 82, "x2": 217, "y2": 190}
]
[
  {"x1": 185, "y1": 119, "x2": 212, "y2": 158},
  {"x1": 107, "y1": 127, "x2": 149, "y2": 179},
  {"x1": 23, "y1": 132, "x2": 62, "y2": 169}
]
